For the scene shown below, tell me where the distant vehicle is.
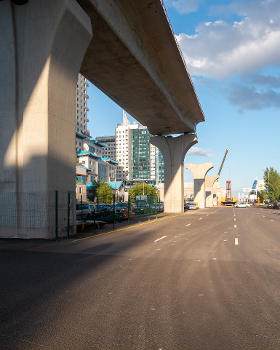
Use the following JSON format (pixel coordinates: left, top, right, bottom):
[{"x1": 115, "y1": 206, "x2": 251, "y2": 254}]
[
  {"x1": 134, "y1": 202, "x2": 147, "y2": 215},
  {"x1": 184, "y1": 202, "x2": 198, "y2": 210},
  {"x1": 76, "y1": 202, "x2": 91, "y2": 220},
  {"x1": 234, "y1": 203, "x2": 247, "y2": 208},
  {"x1": 267, "y1": 202, "x2": 279, "y2": 209},
  {"x1": 246, "y1": 203, "x2": 251, "y2": 207},
  {"x1": 156, "y1": 202, "x2": 164, "y2": 212},
  {"x1": 115, "y1": 202, "x2": 129, "y2": 219},
  {"x1": 89, "y1": 204, "x2": 112, "y2": 218}
]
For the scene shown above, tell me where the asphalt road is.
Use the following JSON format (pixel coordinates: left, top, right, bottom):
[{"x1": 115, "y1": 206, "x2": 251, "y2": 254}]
[{"x1": 1, "y1": 207, "x2": 280, "y2": 349}]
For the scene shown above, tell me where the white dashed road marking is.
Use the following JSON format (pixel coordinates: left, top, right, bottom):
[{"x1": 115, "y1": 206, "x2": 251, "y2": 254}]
[
  {"x1": 185, "y1": 223, "x2": 191, "y2": 227},
  {"x1": 235, "y1": 237, "x2": 239, "y2": 246},
  {"x1": 154, "y1": 236, "x2": 167, "y2": 243},
  {"x1": 234, "y1": 218, "x2": 236, "y2": 222},
  {"x1": 234, "y1": 224, "x2": 237, "y2": 229}
]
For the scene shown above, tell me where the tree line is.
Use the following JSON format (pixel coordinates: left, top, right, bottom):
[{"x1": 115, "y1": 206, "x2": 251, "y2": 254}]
[
  {"x1": 258, "y1": 167, "x2": 280, "y2": 203},
  {"x1": 87, "y1": 182, "x2": 158, "y2": 204}
]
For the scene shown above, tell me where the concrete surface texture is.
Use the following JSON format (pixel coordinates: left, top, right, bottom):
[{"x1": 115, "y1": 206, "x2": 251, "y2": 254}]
[
  {"x1": 186, "y1": 163, "x2": 214, "y2": 208},
  {"x1": 205, "y1": 175, "x2": 219, "y2": 207},
  {"x1": 0, "y1": 0, "x2": 92, "y2": 238},
  {"x1": 78, "y1": 0, "x2": 204, "y2": 135},
  {"x1": 151, "y1": 134, "x2": 197, "y2": 213}
]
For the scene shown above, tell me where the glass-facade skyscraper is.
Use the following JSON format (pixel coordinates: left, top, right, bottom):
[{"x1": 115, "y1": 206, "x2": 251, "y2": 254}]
[
  {"x1": 129, "y1": 127, "x2": 164, "y2": 183},
  {"x1": 130, "y1": 128, "x2": 151, "y2": 180}
]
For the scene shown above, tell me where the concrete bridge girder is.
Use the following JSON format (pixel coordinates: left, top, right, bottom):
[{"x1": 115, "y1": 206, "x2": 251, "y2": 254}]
[
  {"x1": 186, "y1": 163, "x2": 214, "y2": 208},
  {"x1": 78, "y1": 0, "x2": 204, "y2": 135}
]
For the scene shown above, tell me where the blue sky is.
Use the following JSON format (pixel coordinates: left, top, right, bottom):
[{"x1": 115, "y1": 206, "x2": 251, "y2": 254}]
[{"x1": 87, "y1": 0, "x2": 280, "y2": 195}]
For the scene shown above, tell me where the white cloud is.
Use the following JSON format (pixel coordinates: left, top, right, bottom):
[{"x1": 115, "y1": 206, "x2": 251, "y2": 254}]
[
  {"x1": 165, "y1": 0, "x2": 201, "y2": 14},
  {"x1": 175, "y1": 0, "x2": 280, "y2": 78},
  {"x1": 188, "y1": 146, "x2": 212, "y2": 157}
]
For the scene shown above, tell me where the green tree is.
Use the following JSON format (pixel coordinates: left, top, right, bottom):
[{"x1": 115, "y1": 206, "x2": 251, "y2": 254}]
[
  {"x1": 96, "y1": 182, "x2": 114, "y2": 204},
  {"x1": 87, "y1": 181, "x2": 99, "y2": 203},
  {"x1": 258, "y1": 190, "x2": 267, "y2": 203},
  {"x1": 264, "y1": 167, "x2": 280, "y2": 203},
  {"x1": 129, "y1": 183, "x2": 158, "y2": 203}
]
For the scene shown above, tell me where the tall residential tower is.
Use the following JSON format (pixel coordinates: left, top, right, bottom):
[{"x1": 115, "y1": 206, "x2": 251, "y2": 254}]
[{"x1": 75, "y1": 73, "x2": 89, "y2": 151}]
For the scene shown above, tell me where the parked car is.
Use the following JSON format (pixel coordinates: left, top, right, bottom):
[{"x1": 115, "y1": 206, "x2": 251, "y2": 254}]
[
  {"x1": 134, "y1": 202, "x2": 149, "y2": 215},
  {"x1": 115, "y1": 202, "x2": 129, "y2": 219},
  {"x1": 89, "y1": 204, "x2": 112, "y2": 218},
  {"x1": 267, "y1": 202, "x2": 279, "y2": 209},
  {"x1": 76, "y1": 202, "x2": 91, "y2": 220},
  {"x1": 184, "y1": 202, "x2": 198, "y2": 210},
  {"x1": 156, "y1": 202, "x2": 164, "y2": 213},
  {"x1": 234, "y1": 203, "x2": 247, "y2": 208}
]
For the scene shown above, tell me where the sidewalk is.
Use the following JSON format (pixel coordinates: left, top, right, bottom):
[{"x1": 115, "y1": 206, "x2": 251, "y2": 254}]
[{"x1": 74, "y1": 212, "x2": 171, "y2": 240}]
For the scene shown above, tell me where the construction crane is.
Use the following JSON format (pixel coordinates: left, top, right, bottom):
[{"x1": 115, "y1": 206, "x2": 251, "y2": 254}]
[
  {"x1": 217, "y1": 148, "x2": 236, "y2": 206},
  {"x1": 218, "y1": 148, "x2": 229, "y2": 176}
]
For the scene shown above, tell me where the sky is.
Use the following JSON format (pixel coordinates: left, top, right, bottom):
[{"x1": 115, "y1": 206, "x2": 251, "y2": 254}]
[{"x1": 87, "y1": 0, "x2": 280, "y2": 196}]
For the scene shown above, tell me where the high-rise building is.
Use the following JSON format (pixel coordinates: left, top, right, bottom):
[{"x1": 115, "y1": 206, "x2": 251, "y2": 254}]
[
  {"x1": 115, "y1": 111, "x2": 164, "y2": 182},
  {"x1": 75, "y1": 74, "x2": 89, "y2": 151},
  {"x1": 115, "y1": 112, "x2": 138, "y2": 181},
  {"x1": 95, "y1": 136, "x2": 116, "y2": 160},
  {"x1": 154, "y1": 146, "x2": 164, "y2": 184},
  {"x1": 129, "y1": 127, "x2": 151, "y2": 180}
]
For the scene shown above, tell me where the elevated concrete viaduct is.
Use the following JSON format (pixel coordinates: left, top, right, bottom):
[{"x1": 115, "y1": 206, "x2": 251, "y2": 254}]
[{"x1": 0, "y1": 0, "x2": 204, "y2": 238}]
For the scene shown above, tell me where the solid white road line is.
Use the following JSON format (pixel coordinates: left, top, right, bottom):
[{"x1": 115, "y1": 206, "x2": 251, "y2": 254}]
[
  {"x1": 154, "y1": 236, "x2": 167, "y2": 243},
  {"x1": 235, "y1": 237, "x2": 239, "y2": 246}
]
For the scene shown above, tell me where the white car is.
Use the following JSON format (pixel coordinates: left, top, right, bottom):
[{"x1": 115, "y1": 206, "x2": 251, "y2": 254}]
[{"x1": 235, "y1": 203, "x2": 247, "y2": 208}]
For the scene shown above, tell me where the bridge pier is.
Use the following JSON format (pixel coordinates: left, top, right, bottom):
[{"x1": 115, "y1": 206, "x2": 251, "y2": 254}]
[
  {"x1": 151, "y1": 134, "x2": 197, "y2": 213},
  {"x1": 186, "y1": 163, "x2": 214, "y2": 208},
  {"x1": 205, "y1": 175, "x2": 219, "y2": 207},
  {"x1": 0, "y1": 0, "x2": 92, "y2": 238}
]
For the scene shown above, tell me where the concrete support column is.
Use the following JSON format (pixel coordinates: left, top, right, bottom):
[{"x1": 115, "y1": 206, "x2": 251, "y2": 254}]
[
  {"x1": 205, "y1": 175, "x2": 219, "y2": 208},
  {"x1": 151, "y1": 134, "x2": 197, "y2": 213},
  {"x1": 0, "y1": 0, "x2": 92, "y2": 238},
  {"x1": 186, "y1": 163, "x2": 214, "y2": 208}
]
